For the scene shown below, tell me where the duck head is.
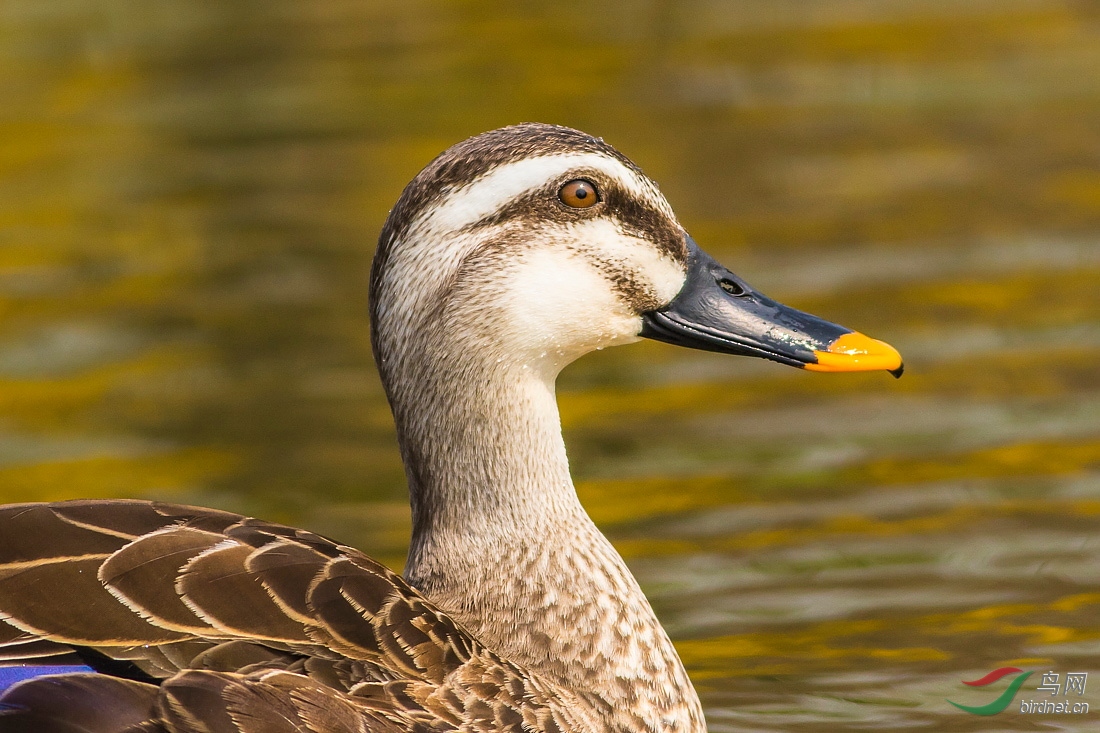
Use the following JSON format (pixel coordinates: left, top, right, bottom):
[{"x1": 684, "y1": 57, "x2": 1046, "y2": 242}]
[{"x1": 371, "y1": 123, "x2": 902, "y2": 383}]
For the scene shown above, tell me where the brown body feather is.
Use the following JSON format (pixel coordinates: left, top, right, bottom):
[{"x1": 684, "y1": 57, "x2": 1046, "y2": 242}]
[{"x1": 0, "y1": 501, "x2": 601, "y2": 733}]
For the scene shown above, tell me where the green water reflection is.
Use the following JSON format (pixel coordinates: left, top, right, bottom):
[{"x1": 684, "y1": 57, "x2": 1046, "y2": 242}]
[{"x1": 1, "y1": 2, "x2": 1098, "y2": 730}]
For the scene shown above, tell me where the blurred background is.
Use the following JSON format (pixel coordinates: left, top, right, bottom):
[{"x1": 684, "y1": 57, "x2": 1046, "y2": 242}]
[{"x1": 1, "y1": 1, "x2": 1098, "y2": 730}]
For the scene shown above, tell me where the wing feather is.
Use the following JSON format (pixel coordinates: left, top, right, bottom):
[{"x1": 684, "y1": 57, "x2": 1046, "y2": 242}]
[
  {"x1": 0, "y1": 554, "x2": 185, "y2": 645},
  {"x1": 0, "y1": 500, "x2": 599, "y2": 733},
  {"x1": 0, "y1": 673, "x2": 158, "y2": 733},
  {"x1": 99, "y1": 527, "x2": 229, "y2": 634},
  {"x1": 177, "y1": 540, "x2": 315, "y2": 644}
]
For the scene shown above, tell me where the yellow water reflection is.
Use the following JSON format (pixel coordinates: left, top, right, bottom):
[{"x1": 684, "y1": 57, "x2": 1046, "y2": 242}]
[{"x1": 1, "y1": 1, "x2": 1098, "y2": 730}]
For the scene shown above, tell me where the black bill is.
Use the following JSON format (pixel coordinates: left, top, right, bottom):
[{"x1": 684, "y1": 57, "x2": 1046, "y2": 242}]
[{"x1": 641, "y1": 236, "x2": 903, "y2": 377}]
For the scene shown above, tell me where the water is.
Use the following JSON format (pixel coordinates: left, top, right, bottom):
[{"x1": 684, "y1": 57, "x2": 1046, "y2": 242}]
[{"x1": 1, "y1": 1, "x2": 1098, "y2": 729}]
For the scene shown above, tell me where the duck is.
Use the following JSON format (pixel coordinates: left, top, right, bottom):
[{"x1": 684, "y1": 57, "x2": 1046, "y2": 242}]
[{"x1": 0, "y1": 123, "x2": 902, "y2": 733}]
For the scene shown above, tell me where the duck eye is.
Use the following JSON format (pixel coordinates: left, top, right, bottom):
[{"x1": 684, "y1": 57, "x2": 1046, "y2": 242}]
[{"x1": 559, "y1": 179, "x2": 598, "y2": 208}]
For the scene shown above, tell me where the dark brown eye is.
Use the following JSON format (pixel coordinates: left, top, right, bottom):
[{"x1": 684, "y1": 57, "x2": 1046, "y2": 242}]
[{"x1": 559, "y1": 179, "x2": 598, "y2": 208}]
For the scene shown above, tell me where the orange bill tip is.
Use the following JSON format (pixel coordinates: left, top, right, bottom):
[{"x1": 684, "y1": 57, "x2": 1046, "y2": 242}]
[{"x1": 805, "y1": 331, "x2": 904, "y2": 376}]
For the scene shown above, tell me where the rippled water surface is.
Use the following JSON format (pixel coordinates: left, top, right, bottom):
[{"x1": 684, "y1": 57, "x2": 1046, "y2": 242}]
[{"x1": 2, "y1": 1, "x2": 1099, "y2": 730}]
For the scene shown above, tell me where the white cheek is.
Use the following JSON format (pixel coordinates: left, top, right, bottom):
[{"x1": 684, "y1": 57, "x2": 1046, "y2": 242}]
[
  {"x1": 568, "y1": 218, "x2": 687, "y2": 304},
  {"x1": 621, "y1": 235, "x2": 686, "y2": 305},
  {"x1": 497, "y1": 249, "x2": 642, "y2": 365}
]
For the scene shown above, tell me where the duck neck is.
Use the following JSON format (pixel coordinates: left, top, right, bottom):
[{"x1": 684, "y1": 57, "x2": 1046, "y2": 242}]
[
  {"x1": 395, "y1": 359, "x2": 580, "y2": 542},
  {"x1": 379, "y1": 344, "x2": 704, "y2": 733}
]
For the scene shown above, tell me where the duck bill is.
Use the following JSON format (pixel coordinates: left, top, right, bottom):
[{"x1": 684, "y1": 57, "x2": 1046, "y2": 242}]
[{"x1": 641, "y1": 237, "x2": 904, "y2": 377}]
